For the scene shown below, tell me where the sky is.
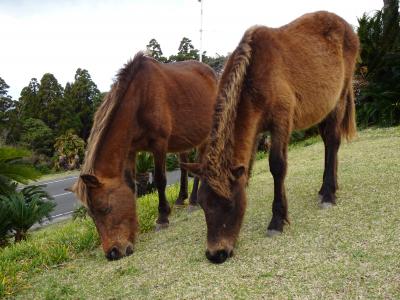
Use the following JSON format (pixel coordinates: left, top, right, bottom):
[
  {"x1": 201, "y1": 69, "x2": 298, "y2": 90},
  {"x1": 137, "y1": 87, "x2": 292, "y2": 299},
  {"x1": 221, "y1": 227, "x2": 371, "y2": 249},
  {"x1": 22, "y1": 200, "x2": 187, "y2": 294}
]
[{"x1": 0, "y1": 0, "x2": 383, "y2": 99}]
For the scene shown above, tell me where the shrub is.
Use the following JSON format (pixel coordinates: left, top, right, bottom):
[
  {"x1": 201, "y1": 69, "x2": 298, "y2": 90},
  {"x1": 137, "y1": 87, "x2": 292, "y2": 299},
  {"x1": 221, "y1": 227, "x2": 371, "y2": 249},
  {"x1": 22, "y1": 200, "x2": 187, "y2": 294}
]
[
  {"x1": 0, "y1": 201, "x2": 11, "y2": 246},
  {"x1": 0, "y1": 147, "x2": 41, "y2": 195},
  {"x1": 356, "y1": 0, "x2": 400, "y2": 126},
  {"x1": 0, "y1": 187, "x2": 55, "y2": 242}
]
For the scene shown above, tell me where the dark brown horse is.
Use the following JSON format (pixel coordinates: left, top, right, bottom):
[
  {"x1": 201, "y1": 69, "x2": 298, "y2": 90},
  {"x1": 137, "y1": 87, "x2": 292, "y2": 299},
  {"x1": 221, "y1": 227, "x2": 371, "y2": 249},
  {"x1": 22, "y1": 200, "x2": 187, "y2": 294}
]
[
  {"x1": 182, "y1": 11, "x2": 359, "y2": 263},
  {"x1": 72, "y1": 52, "x2": 217, "y2": 260}
]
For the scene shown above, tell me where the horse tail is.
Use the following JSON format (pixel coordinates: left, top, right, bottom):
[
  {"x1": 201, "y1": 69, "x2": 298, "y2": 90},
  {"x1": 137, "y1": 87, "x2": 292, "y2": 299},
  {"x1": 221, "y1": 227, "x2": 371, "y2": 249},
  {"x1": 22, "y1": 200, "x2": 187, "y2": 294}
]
[
  {"x1": 341, "y1": 79, "x2": 357, "y2": 141},
  {"x1": 205, "y1": 26, "x2": 261, "y2": 198}
]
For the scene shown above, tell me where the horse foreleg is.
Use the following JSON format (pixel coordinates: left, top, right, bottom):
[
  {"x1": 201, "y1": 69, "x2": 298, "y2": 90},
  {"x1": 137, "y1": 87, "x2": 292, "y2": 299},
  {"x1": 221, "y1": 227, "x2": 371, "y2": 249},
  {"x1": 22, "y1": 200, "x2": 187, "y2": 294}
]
[
  {"x1": 153, "y1": 150, "x2": 171, "y2": 230},
  {"x1": 267, "y1": 127, "x2": 290, "y2": 237},
  {"x1": 187, "y1": 143, "x2": 207, "y2": 210},
  {"x1": 318, "y1": 113, "x2": 341, "y2": 208},
  {"x1": 175, "y1": 152, "x2": 189, "y2": 207}
]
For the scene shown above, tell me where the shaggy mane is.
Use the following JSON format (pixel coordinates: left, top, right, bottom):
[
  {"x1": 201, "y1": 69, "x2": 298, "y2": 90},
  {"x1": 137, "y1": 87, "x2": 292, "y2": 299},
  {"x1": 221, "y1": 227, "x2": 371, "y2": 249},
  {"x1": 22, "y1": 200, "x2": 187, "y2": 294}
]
[
  {"x1": 76, "y1": 52, "x2": 147, "y2": 204},
  {"x1": 204, "y1": 26, "x2": 260, "y2": 198}
]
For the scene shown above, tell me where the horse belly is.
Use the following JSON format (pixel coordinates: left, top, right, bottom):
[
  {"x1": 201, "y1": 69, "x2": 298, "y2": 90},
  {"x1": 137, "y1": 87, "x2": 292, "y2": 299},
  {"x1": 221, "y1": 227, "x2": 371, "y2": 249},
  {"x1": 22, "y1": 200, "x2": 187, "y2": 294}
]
[
  {"x1": 292, "y1": 81, "x2": 343, "y2": 131},
  {"x1": 167, "y1": 102, "x2": 213, "y2": 152}
]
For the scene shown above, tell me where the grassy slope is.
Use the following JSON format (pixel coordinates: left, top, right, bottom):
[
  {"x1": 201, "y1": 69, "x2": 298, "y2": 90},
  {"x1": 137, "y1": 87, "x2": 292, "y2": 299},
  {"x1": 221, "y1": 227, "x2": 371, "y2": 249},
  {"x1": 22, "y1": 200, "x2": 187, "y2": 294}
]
[{"x1": 14, "y1": 127, "x2": 400, "y2": 299}]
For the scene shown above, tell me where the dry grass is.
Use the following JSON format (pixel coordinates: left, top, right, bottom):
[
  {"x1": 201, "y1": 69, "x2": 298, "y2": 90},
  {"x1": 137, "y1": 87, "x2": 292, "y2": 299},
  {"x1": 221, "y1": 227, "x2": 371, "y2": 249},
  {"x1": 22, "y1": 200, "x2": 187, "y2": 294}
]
[{"x1": 12, "y1": 127, "x2": 400, "y2": 299}]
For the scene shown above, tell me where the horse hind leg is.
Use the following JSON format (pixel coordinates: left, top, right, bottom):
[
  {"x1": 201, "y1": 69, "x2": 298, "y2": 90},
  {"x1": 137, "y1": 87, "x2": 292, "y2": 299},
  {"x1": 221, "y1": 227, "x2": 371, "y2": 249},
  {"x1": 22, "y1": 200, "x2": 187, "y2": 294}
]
[
  {"x1": 153, "y1": 148, "x2": 171, "y2": 230},
  {"x1": 175, "y1": 152, "x2": 189, "y2": 207},
  {"x1": 318, "y1": 109, "x2": 342, "y2": 209}
]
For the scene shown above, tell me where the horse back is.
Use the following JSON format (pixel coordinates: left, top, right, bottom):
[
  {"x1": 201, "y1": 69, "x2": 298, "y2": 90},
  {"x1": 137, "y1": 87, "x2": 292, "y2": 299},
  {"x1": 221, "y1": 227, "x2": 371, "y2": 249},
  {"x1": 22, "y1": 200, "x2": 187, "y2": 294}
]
[
  {"x1": 248, "y1": 11, "x2": 359, "y2": 130},
  {"x1": 134, "y1": 58, "x2": 217, "y2": 152}
]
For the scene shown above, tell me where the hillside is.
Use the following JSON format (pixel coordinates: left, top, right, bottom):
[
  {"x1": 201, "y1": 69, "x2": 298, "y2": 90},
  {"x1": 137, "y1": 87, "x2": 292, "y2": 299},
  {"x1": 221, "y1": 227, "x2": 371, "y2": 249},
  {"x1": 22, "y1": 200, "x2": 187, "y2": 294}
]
[{"x1": 8, "y1": 127, "x2": 400, "y2": 299}]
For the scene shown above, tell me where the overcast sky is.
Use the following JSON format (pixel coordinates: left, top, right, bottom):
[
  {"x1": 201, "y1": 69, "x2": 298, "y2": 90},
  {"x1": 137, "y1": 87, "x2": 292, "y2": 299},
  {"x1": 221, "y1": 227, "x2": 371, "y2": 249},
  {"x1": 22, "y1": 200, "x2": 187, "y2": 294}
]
[{"x1": 0, "y1": 0, "x2": 383, "y2": 99}]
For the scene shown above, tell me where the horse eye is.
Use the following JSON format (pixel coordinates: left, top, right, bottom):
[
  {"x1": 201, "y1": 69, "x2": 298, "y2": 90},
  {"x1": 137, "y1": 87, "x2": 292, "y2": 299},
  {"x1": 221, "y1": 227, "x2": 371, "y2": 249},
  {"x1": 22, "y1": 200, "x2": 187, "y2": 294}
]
[{"x1": 98, "y1": 206, "x2": 112, "y2": 215}]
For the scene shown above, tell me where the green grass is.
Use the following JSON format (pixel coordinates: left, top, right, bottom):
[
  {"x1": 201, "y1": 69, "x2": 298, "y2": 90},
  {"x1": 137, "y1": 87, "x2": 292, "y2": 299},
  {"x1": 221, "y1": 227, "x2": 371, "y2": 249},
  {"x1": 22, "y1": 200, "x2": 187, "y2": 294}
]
[
  {"x1": 3, "y1": 127, "x2": 400, "y2": 299},
  {"x1": 0, "y1": 184, "x2": 184, "y2": 298}
]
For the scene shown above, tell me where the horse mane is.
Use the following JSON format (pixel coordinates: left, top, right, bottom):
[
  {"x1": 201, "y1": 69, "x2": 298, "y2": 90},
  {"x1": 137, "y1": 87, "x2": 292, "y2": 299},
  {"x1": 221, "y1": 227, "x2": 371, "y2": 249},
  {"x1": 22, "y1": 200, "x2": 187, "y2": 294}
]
[
  {"x1": 76, "y1": 52, "x2": 147, "y2": 204},
  {"x1": 204, "y1": 26, "x2": 261, "y2": 199}
]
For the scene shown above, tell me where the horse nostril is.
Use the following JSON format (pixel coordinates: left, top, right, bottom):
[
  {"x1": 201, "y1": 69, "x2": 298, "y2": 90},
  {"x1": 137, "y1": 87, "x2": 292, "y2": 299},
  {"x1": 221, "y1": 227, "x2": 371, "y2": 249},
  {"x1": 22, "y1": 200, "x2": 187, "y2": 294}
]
[
  {"x1": 126, "y1": 245, "x2": 134, "y2": 256},
  {"x1": 205, "y1": 249, "x2": 229, "y2": 264},
  {"x1": 106, "y1": 247, "x2": 121, "y2": 261}
]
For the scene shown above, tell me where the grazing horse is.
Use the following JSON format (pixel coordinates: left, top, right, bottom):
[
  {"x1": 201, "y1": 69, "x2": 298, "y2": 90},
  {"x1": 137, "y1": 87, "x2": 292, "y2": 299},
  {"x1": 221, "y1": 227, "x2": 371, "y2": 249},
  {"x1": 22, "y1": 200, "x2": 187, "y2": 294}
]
[
  {"x1": 182, "y1": 11, "x2": 359, "y2": 264},
  {"x1": 72, "y1": 52, "x2": 217, "y2": 260}
]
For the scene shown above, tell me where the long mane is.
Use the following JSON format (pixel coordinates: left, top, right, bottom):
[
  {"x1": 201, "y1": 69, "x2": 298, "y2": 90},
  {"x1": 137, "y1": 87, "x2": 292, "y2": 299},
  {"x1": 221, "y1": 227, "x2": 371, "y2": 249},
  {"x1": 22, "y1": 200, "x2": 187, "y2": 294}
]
[
  {"x1": 204, "y1": 26, "x2": 260, "y2": 198},
  {"x1": 76, "y1": 52, "x2": 147, "y2": 204}
]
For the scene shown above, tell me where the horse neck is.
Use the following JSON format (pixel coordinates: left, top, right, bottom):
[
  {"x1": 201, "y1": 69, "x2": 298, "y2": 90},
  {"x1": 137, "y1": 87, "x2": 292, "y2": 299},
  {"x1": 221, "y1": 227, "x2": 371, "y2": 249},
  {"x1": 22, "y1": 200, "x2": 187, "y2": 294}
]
[
  {"x1": 206, "y1": 97, "x2": 262, "y2": 197},
  {"x1": 94, "y1": 89, "x2": 140, "y2": 178},
  {"x1": 231, "y1": 99, "x2": 262, "y2": 171}
]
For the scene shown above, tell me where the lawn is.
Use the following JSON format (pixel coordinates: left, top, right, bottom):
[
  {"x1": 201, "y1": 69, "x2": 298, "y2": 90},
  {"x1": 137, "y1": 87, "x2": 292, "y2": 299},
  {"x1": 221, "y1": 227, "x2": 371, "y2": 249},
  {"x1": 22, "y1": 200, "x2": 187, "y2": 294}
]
[{"x1": 5, "y1": 127, "x2": 400, "y2": 299}]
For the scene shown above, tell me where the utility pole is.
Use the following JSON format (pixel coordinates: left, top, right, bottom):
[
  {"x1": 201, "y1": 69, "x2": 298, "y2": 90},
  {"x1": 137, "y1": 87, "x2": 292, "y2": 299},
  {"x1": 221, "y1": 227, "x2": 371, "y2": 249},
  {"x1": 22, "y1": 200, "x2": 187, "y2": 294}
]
[{"x1": 199, "y1": 0, "x2": 203, "y2": 62}]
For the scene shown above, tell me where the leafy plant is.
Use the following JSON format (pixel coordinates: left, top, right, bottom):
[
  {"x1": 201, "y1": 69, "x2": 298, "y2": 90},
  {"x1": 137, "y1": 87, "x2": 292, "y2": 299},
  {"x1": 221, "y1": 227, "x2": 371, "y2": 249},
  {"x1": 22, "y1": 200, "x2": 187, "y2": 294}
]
[
  {"x1": 166, "y1": 153, "x2": 179, "y2": 171},
  {"x1": 0, "y1": 200, "x2": 11, "y2": 246},
  {"x1": 356, "y1": 0, "x2": 400, "y2": 126},
  {"x1": 72, "y1": 205, "x2": 88, "y2": 220},
  {"x1": 0, "y1": 147, "x2": 41, "y2": 195},
  {"x1": 136, "y1": 152, "x2": 154, "y2": 174},
  {"x1": 0, "y1": 190, "x2": 55, "y2": 242}
]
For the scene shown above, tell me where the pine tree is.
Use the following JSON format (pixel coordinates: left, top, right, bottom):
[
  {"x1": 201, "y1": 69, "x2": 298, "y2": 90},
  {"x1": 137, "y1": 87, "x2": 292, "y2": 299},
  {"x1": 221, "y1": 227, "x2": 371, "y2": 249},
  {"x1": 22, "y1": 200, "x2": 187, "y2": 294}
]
[
  {"x1": 18, "y1": 78, "x2": 40, "y2": 121},
  {"x1": 64, "y1": 69, "x2": 101, "y2": 140},
  {"x1": 169, "y1": 37, "x2": 199, "y2": 62},
  {"x1": 146, "y1": 38, "x2": 168, "y2": 62},
  {"x1": 37, "y1": 73, "x2": 64, "y2": 130},
  {"x1": 0, "y1": 77, "x2": 16, "y2": 142}
]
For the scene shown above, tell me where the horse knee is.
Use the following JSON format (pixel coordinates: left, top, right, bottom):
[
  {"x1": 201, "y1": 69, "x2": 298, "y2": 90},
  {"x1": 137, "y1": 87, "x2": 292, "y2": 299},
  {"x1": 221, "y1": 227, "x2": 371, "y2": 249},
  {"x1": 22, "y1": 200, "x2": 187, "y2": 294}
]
[{"x1": 269, "y1": 155, "x2": 286, "y2": 178}]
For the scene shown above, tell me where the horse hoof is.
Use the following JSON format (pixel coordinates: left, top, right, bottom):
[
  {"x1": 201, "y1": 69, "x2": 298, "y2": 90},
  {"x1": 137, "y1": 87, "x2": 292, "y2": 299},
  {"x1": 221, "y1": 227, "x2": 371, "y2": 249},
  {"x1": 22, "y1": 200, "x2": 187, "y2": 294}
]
[
  {"x1": 317, "y1": 194, "x2": 323, "y2": 202},
  {"x1": 266, "y1": 229, "x2": 282, "y2": 237},
  {"x1": 155, "y1": 223, "x2": 169, "y2": 231},
  {"x1": 187, "y1": 204, "x2": 200, "y2": 213},
  {"x1": 319, "y1": 202, "x2": 333, "y2": 209}
]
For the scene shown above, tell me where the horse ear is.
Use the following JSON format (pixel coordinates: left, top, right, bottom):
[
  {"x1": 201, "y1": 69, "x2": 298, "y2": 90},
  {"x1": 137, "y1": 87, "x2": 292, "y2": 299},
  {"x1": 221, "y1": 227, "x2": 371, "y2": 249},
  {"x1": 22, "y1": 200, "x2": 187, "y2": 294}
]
[
  {"x1": 80, "y1": 174, "x2": 103, "y2": 188},
  {"x1": 231, "y1": 165, "x2": 246, "y2": 180},
  {"x1": 180, "y1": 162, "x2": 203, "y2": 177}
]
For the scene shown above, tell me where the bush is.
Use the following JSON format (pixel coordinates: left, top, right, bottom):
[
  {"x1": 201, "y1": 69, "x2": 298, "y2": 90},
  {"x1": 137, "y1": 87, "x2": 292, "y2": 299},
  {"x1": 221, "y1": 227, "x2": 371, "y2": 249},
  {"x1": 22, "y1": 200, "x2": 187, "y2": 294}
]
[
  {"x1": 0, "y1": 189, "x2": 55, "y2": 242},
  {"x1": 166, "y1": 153, "x2": 179, "y2": 171},
  {"x1": 356, "y1": 0, "x2": 400, "y2": 126},
  {"x1": 0, "y1": 147, "x2": 41, "y2": 195}
]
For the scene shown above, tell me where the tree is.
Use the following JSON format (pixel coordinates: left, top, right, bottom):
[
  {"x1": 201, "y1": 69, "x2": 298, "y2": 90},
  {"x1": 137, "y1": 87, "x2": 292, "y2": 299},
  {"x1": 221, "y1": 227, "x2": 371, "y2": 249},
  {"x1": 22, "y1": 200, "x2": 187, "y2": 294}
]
[
  {"x1": 0, "y1": 77, "x2": 17, "y2": 142},
  {"x1": 20, "y1": 118, "x2": 55, "y2": 157},
  {"x1": 18, "y1": 78, "x2": 40, "y2": 121},
  {"x1": 169, "y1": 37, "x2": 199, "y2": 62},
  {"x1": 0, "y1": 147, "x2": 40, "y2": 195},
  {"x1": 146, "y1": 38, "x2": 168, "y2": 62},
  {"x1": 37, "y1": 73, "x2": 64, "y2": 131},
  {"x1": 202, "y1": 53, "x2": 228, "y2": 75},
  {"x1": 64, "y1": 69, "x2": 102, "y2": 140},
  {"x1": 356, "y1": 0, "x2": 400, "y2": 126}
]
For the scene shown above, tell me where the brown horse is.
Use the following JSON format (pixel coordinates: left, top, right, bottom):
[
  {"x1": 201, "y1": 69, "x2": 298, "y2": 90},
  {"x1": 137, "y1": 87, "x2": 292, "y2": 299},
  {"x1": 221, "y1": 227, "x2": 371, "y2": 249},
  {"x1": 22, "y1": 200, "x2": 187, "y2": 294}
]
[
  {"x1": 72, "y1": 52, "x2": 217, "y2": 260},
  {"x1": 182, "y1": 11, "x2": 359, "y2": 263}
]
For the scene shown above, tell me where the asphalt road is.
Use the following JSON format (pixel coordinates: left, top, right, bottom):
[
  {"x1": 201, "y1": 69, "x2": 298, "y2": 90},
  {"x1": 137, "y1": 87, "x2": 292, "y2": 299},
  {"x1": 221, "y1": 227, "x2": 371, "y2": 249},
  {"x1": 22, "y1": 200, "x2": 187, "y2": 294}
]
[{"x1": 28, "y1": 170, "x2": 182, "y2": 220}]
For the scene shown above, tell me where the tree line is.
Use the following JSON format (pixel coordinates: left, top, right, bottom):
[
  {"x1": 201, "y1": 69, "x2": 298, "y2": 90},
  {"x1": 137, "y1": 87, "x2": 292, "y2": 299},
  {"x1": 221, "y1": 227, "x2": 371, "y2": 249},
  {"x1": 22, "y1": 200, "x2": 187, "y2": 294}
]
[{"x1": 0, "y1": 37, "x2": 227, "y2": 172}]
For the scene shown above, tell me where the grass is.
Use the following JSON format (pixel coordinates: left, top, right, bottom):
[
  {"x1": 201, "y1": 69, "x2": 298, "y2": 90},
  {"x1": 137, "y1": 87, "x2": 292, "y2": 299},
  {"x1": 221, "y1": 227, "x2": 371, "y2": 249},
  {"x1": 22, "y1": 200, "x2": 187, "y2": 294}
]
[
  {"x1": 0, "y1": 184, "x2": 183, "y2": 298},
  {"x1": 3, "y1": 126, "x2": 400, "y2": 299}
]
